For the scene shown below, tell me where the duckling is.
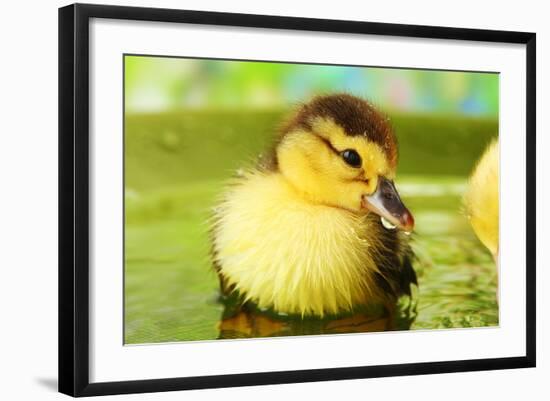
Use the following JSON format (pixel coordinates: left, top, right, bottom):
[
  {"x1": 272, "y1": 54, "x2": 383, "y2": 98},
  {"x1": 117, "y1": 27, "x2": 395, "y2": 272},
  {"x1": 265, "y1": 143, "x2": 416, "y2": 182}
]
[
  {"x1": 211, "y1": 94, "x2": 416, "y2": 317},
  {"x1": 464, "y1": 139, "x2": 499, "y2": 260}
]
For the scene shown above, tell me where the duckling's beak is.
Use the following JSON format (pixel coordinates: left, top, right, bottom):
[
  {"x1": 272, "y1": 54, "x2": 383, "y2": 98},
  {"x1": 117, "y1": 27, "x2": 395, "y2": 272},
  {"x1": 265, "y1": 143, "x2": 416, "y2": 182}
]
[{"x1": 361, "y1": 177, "x2": 415, "y2": 232}]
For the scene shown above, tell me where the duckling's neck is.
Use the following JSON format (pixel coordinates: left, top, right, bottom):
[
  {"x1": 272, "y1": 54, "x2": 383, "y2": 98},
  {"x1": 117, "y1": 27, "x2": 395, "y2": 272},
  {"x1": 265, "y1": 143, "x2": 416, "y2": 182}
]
[
  {"x1": 213, "y1": 171, "x2": 386, "y2": 316},
  {"x1": 274, "y1": 171, "x2": 341, "y2": 210}
]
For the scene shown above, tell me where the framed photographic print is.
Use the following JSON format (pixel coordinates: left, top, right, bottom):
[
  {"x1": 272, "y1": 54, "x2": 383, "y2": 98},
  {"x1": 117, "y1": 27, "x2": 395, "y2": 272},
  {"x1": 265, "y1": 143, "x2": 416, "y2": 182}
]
[{"x1": 58, "y1": 3, "x2": 536, "y2": 397}]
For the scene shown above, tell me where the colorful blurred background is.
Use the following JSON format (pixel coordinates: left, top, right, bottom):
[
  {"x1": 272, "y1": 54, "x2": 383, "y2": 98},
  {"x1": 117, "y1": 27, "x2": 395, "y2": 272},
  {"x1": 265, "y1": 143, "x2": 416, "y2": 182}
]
[
  {"x1": 125, "y1": 57, "x2": 499, "y2": 116},
  {"x1": 124, "y1": 55, "x2": 499, "y2": 344}
]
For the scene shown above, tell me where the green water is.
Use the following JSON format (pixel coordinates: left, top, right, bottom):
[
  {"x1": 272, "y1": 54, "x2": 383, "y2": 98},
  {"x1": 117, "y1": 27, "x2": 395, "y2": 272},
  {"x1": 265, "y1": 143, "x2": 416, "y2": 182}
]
[{"x1": 124, "y1": 110, "x2": 498, "y2": 344}]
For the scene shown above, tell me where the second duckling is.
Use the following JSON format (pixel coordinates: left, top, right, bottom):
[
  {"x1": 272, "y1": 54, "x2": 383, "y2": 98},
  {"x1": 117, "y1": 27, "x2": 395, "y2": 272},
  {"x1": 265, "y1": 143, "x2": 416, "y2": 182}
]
[{"x1": 464, "y1": 139, "x2": 499, "y2": 261}]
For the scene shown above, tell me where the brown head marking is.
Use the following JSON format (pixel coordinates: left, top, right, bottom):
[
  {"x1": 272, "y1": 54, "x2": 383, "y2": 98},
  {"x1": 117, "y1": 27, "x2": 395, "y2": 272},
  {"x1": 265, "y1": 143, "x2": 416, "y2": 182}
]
[{"x1": 279, "y1": 93, "x2": 398, "y2": 169}]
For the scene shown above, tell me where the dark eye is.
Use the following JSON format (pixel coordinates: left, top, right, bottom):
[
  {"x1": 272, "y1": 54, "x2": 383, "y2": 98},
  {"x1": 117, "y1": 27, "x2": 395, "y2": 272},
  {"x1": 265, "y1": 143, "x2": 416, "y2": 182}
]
[{"x1": 341, "y1": 149, "x2": 362, "y2": 168}]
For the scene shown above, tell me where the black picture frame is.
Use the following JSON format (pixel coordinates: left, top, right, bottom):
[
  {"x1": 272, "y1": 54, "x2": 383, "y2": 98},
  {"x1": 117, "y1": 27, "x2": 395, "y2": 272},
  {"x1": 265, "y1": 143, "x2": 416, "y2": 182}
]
[{"x1": 59, "y1": 3, "x2": 536, "y2": 397}]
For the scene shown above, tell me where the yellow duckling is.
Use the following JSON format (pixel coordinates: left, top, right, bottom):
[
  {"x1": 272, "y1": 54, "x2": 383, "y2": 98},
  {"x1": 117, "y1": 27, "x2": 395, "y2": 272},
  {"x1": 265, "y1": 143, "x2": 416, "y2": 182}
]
[
  {"x1": 211, "y1": 94, "x2": 416, "y2": 317},
  {"x1": 464, "y1": 140, "x2": 499, "y2": 260}
]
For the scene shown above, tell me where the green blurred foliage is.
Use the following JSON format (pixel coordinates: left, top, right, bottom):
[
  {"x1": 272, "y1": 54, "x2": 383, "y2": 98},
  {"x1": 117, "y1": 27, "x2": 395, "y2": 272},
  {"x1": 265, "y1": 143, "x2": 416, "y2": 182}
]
[{"x1": 125, "y1": 110, "x2": 498, "y2": 193}]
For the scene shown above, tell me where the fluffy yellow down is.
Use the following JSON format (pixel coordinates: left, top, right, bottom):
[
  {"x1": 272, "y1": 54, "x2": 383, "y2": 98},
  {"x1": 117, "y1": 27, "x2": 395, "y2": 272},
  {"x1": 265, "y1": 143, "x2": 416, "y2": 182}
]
[
  {"x1": 464, "y1": 140, "x2": 499, "y2": 257},
  {"x1": 211, "y1": 172, "x2": 385, "y2": 317}
]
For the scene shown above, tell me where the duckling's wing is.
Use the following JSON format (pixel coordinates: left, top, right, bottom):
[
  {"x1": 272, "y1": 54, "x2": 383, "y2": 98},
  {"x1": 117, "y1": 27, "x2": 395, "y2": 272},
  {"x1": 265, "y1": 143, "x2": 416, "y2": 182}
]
[
  {"x1": 396, "y1": 248, "x2": 418, "y2": 297},
  {"x1": 371, "y1": 227, "x2": 417, "y2": 301}
]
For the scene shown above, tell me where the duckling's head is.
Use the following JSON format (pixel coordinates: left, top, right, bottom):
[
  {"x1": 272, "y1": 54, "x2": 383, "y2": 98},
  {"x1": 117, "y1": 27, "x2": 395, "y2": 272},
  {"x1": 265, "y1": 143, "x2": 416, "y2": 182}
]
[{"x1": 275, "y1": 93, "x2": 414, "y2": 232}]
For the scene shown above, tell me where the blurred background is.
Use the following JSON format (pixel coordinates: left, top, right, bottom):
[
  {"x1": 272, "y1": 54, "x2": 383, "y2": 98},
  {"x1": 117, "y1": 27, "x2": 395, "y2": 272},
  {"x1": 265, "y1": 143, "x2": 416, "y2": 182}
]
[
  {"x1": 125, "y1": 57, "x2": 499, "y2": 116},
  {"x1": 124, "y1": 56, "x2": 499, "y2": 344}
]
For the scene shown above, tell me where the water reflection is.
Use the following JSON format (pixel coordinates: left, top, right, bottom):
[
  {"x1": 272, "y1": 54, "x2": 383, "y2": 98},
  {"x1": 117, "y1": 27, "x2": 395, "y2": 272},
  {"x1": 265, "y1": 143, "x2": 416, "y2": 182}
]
[{"x1": 217, "y1": 299, "x2": 417, "y2": 339}]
